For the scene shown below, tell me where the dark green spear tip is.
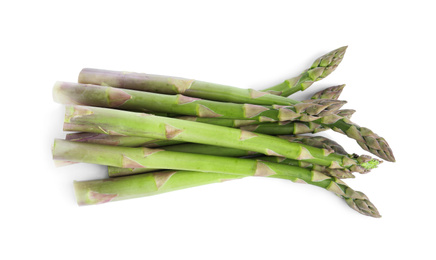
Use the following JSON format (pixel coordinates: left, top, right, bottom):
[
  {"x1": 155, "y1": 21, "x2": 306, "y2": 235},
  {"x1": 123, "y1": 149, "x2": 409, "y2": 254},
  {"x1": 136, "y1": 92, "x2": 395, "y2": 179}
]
[
  {"x1": 316, "y1": 46, "x2": 348, "y2": 80},
  {"x1": 345, "y1": 191, "x2": 381, "y2": 218},
  {"x1": 337, "y1": 109, "x2": 356, "y2": 119},
  {"x1": 311, "y1": 84, "x2": 346, "y2": 100}
]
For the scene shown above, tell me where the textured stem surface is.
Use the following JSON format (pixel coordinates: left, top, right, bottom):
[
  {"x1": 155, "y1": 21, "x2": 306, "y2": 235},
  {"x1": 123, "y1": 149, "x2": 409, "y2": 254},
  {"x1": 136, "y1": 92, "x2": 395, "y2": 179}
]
[
  {"x1": 54, "y1": 82, "x2": 344, "y2": 122},
  {"x1": 66, "y1": 132, "x2": 182, "y2": 147},
  {"x1": 78, "y1": 68, "x2": 300, "y2": 106},
  {"x1": 63, "y1": 106, "x2": 380, "y2": 171},
  {"x1": 73, "y1": 169, "x2": 380, "y2": 217},
  {"x1": 64, "y1": 132, "x2": 355, "y2": 178}
]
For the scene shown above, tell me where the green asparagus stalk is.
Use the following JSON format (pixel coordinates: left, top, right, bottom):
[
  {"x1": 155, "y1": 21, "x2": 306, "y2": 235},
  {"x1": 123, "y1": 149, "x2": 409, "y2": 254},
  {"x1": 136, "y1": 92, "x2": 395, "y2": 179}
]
[
  {"x1": 315, "y1": 115, "x2": 396, "y2": 162},
  {"x1": 53, "y1": 81, "x2": 345, "y2": 122},
  {"x1": 66, "y1": 132, "x2": 182, "y2": 147},
  {"x1": 256, "y1": 156, "x2": 355, "y2": 179},
  {"x1": 73, "y1": 169, "x2": 379, "y2": 217},
  {"x1": 62, "y1": 105, "x2": 380, "y2": 171},
  {"x1": 175, "y1": 116, "x2": 260, "y2": 127},
  {"x1": 65, "y1": 108, "x2": 355, "y2": 146},
  {"x1": 63, "y1": 131, "x2": 356, "y2": 178},
  {"x1": 78, "y1": 68, "x2": 301, "y2": 106},
  {"x1": 65, "y1": 130, "x2": 355, "y2": 178},
  {"x1": 107, "y1": 143, "x2": 259, "y2": 177},
  {"x1": 109, "y1": 155, "x2": 355, "y2": 179},
  {"x1": 262, "y1": 46, "x2": 348, "y2": 96},
  {"x1": 78, "y1": 47, "x2": 345, "y2": 104},
  {"x1": 241, "y1": 110, "x2": 395, "y2": 162},
  {"x1": 241, "y1": 121, "x2": 326, "y2": 135},
  {"x1": 311, "y1": 84, "x2": 346, "y2": 100},
  {"x1": 63, "y1": 102, "x2": 392, "y2": 161},
  {"x1": 178, "y1": 109, "x2": 355, "y2": 136},
  {"x1": 105, "y1": 135, "x2": 353, "y2": 177},
  {"x1": 277, "y1": 135, "x2": 348, "y2": 155},
  {"x1": 71, "y1": 56, "x2": 393, "y2": 161},
  {"x1": 56, "y1": 139, "x2": 376, "y2": 216},
  {"x1": 66, "y1": 132, "x2": 347, "y2": 156}
]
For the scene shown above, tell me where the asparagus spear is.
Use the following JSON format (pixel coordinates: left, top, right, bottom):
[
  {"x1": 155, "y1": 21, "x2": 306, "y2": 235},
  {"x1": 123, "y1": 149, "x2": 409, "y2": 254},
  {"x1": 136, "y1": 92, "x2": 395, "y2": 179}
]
[
  {"x1": 262, "y1": 46, "x2": 348, "y2": 96},
  {"x1": 62, "y1": 105, "x2": 380, "y2": 171},
  {"x1": 71, "y1": 55, "x2": 394, "y2": 161},
  {"x1": 78, "y1": 68, "x2": 301, "y2": 106},
  {"x1": 174, "y1": 116, "x2": 260, "y2": 127},
  {"x1": 241, "y1": 110, "x2": 395, "y2": 162},
  {"x1": 66, "y1": 133, "x2": 347, "y2": 155},
  {"x1": 317, "y1": 115, "x2": 395, "y2": 162},
  {"x1": 256, "y1": 156, "x2": 355, "y2": 179},
  {"x1": 66, "y1": 132, "x2": 182, "y2": 147},
  {"x1": 73, "y1": 168, "x2": 380, "y2": 217},
  {"x1": 311, "y1": 84, "x2": 346, "y2": 100},
  {"x1": 106, "y1": 135, "x2": 353, "y2": 178},
  {"x1": 78, "y1": 47, "x2": 345, "y2": 103},
  {"x1": 109, "y1": 155, "x2": 355, "y2": 179},
  {"x1": 64, "y1": 131, "x2": 355, "y2": 178},
  {"x1": 239, "y1": 109, "x2": 355, "y2": 135},
  {"x1": 53, "y1": 81, "x2": 344, "y2": 122},
  {"x1": 59, "y1": 80, "x2": 393, "y2": 159}
]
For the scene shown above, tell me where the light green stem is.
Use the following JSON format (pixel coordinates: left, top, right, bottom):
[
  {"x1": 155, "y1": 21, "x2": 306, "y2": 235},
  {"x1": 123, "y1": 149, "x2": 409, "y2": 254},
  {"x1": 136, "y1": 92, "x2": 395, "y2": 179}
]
[
  {"x1": 73, "y1": 169, "x2": 380, "y2": 217},
  {"x1": 62, "y1": 105, "x2": 379, "y2": 171},
  {"x1": 78, "y1": 68, "x2": 300, "y2": 106},
  {"x1": 54, "y1": 81, "x2": 344, "y2": 122}
]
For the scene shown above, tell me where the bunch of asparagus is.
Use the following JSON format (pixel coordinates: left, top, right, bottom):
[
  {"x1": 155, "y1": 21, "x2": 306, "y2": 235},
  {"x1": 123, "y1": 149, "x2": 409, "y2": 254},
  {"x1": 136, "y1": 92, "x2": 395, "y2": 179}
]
[{"x1": 52, "y1": 46, "x2": 395, "y2": 218}]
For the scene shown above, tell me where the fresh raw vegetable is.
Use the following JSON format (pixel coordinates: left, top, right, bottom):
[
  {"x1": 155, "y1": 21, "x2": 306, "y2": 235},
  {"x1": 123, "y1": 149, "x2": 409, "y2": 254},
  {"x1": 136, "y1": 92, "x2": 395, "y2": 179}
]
[
  {"x1": 54, "y1": 81, "x2": 393, "y2": 161},
  {"x1": 62, "y1": 105, "x2": 380, "y2": 173},
  {"x1": 52, "y1": 46, "x2": 394, "y2": 217},
  {"x1": 262, "y1": 47, "x2": 348, "y2": 96},
  {"x1": 53, "y1": 81, "x2": 345, "y2": 122},
  {"x1": 77, "y1": 47, "x2": 346, "y2": 105},
  {"x1": 63, "y1": 132, "x2": 356, "y2": 178},
  {"x1": 73, "y1": 168, "x2": 379, "y2": 217}
]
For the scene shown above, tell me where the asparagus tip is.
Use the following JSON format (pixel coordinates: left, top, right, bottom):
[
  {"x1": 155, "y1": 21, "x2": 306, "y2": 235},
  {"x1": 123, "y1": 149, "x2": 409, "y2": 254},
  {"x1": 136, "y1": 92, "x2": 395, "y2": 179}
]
[{"x1": 345, "y1": 191, "x2": 381, "y2": 218}]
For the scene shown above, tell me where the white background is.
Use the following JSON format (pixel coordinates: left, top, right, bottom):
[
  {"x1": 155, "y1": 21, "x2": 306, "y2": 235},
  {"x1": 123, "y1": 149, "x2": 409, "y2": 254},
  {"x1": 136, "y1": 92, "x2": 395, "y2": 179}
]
[{"x1": 1, "y1": 1, "x2": 435, "y2": 259}]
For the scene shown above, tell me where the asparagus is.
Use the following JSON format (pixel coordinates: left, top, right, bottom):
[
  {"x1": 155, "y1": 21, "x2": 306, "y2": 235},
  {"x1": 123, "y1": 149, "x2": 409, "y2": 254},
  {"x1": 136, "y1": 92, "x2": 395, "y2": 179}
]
[
  {"x1": 311, "y1": 84, "x2": 346, "y2": 100},
  {"x1": 175, "y1": 116, "x2": 260, "y2": 127},
  {"x1": 58, "y1": 82, "x2": 395, "y2": 158},
  {"x1": 262, "y1": 46, "x2": 348, "y2": 96},
  {"x1": 277, "y1": 135, "x2": 348, "y2": 155},
  {"x1": 109, "y1": 155, "x2": 355, "y2": 179},
  {"x1": 64, "y1": 131, "x2": 355, "y2": 178},
  {"x1": 239, "y1": 109, "x2": 355, "y2": 135},
  {"x1": 73, "y1": 168, "x2": 379, "y2": 217},
  {"x1": 67, "y1": 132, "x2": 347, "y2": 155},
  {"x1": 78, "y1": 68, "x2": 301, "y2": 106},
  {"x1": 316, "y1": 115, "x2": 396, "y2": 162},
  {"x1": 241, "y1": 110, "x2": 395, "y2": 162},
  {"x1": 106, "y1": 135, "x2": 352, "y2": 177},
  {"x1": 53, "y1": 81, "x2": 344, "y2": 122},
  {"x1": 66, "y1": 132, "x2": 182, "y2": 147},
  {"x1": 256, "y1": 156, "x2": 355, "y2": 179},
  {"x1": 62, "y1": 105, "x2": 380, "y2": 171},
  {"x1": 78, "y1": 47, "x2": 345, "y2": 104},
  {"x1": 68, "y1": 56, "x2": 394, "y2": 161},
  {"x1": 107, "y1": 143, "x2": 259, "y2": 177}
]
